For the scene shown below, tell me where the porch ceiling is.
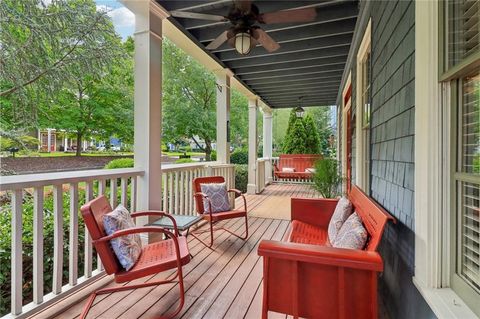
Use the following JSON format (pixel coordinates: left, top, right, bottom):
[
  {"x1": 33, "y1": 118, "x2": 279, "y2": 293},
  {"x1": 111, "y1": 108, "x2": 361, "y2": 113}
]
[{"x1": 157, "y1": 0, "x2": 359, "y2": 108}]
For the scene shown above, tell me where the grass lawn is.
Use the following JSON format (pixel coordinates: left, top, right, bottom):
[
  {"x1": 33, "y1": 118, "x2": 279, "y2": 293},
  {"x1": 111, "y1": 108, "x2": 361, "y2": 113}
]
[{"x1": 163, "y1": 151, "x2": 205, "y2": 157}]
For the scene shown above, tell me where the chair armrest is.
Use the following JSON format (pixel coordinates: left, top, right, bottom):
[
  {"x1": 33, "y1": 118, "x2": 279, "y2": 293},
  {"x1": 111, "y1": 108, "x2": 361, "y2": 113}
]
[
  {"x1": 291, "y1": 197, "x2": 339, "y2": 228},
  {"x1": 273, "y1": 163, "x2": 280, "y2": 172},
  {"x1": 194, "y1": 192, "x2": 213, "y2": 216},
  {"x1": 131, "y1": 211, "x2": 179, "y2": 236},
  {"x1": 258, "y1": 240, "x2": 383, "y2": 272},
  {"x1": 228, "y1": 189, "x2": 247, "y2": 212}
]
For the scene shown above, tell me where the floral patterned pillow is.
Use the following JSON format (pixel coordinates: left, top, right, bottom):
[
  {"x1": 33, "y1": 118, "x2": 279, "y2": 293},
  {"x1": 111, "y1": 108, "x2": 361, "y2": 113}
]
[
  {"x1": 103, "y1": 204, "x2": 142, "y2": 271},
  {"x1": 332, "y1": 212, "x2": 368, "y2": 250},
  {"x1": 200, "y1": 182, "x2": 231, "y2": 213},
  {"x1": 327, "y1": 197, "x2": 353, "y2": 243}
]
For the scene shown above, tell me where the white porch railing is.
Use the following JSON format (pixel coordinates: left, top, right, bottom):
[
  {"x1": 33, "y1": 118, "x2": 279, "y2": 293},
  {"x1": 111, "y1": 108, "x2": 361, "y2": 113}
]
[
  {"x1": 256, "y1": 158, "x2": 266, "y2": 193},
  {"x1": 271, "y1": 157, "x2": 314, "y2": 184},
  {"x1": 0, "y1": 162, "x2": 235, "y2": 318},
  {"x1": 161, "y1": 162, "x2": 235, "y2": 215}
]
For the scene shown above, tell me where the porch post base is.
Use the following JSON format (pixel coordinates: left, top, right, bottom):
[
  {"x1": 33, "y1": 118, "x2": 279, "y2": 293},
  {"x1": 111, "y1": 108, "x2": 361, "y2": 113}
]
[{"x1": 247, "y1": 184, "x2": 257, "y2": 194}]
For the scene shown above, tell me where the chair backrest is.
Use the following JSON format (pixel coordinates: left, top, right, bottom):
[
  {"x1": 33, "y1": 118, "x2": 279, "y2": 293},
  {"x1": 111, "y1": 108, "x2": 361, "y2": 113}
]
[
  {"x1": 80, "y1": 195, "x2": 121, "y2": 274},
  {"x1": 278, "y1": 154, "x2": 322, "y2": 172},
  {"x1": 349, "y1": 186, "x2": 396, "y2": 251},
  {"x1": 193, "y1": 176, "x2": 225, "y2": 214}
]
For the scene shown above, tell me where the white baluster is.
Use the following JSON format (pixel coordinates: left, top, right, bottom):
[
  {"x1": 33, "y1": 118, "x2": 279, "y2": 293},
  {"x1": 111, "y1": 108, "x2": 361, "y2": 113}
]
[
  {"x1": 97, "y1": 180, "x2": 105, "y2": 271},
  {"x1": 169, "y1": 172, "x2": 173, "y2": 213},
  {"x1": 11, "y1": 189, "x2": 23, "y2": 315},
  {"x1": 84, "y1": 181, "x2": 93, "y2": 278},
  {"x1": 162, "y1": 173, "x2": 167, "y2": 212},
  {"x1": 110, "y1": 178, "x2": 117, "y2": 208},
  {"x1": 174, "y1": 171, "x2": 179, "y2": 214},
  {"x1": 69, "y1": 183, "x2": 79, "y2": 286},
  {"x1": 180, "y1": 171, "x2": 185, "y2": 215},
  {"x1": 52, "y1": 185, "x2": 63, "y2": 294},
  {"x1": 131, "y1": 177, "x2": 137, "y2": 212},
  {"x1": 33, "y1": 187, "x2": 44, "y2": 304},
  {"x1": 121, "y1": 177, "x2": 128, "y2": 207}
]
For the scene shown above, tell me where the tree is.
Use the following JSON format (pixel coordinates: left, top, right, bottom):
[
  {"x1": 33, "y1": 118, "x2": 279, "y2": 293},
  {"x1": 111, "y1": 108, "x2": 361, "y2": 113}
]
[
  {"x1": 42, "y1": 37, "x2": 133, "y2": 156},
  {"x1": 303, "y1": 114, "x2": 321, "y2": 154},
  {"x1": 162, "y1": 39, "x2": 216, "y2": 160},
  {"x1": 306, "y1": 107, "x2": 334, "y2": 155},
  {"x1": 283, "y1": 115, "x2": 308, "y2": 154},
  {"x1": 162, "y1": 39, "x2": 251, "y2": 160}
]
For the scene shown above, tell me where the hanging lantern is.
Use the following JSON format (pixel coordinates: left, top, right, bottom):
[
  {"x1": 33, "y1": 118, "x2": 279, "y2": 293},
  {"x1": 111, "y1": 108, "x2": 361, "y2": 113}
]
[{"x1": 234, "y1": 32, "x2": 252, "y2": 55}]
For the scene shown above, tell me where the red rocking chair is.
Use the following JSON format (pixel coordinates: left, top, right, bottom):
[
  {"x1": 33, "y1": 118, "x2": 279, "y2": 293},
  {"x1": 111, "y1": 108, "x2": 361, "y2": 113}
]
[
  {"x1": 80, "y1": 195, "x2": 190, "y2": 319},
  {"x1": 192, "y1": 176, "x2": 248, "y2": 248}
]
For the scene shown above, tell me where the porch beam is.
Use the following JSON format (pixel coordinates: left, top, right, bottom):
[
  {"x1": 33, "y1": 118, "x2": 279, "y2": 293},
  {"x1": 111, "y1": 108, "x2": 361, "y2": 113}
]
[
  {"x1": 192, "y1": 10, "x2": 357, "y2": 43},
  {"x1": 126, "y1": 1, "x2": 166, "y2": 225},
  {"x1": 262, "y1": 89, "x2": 339, "y2": 98},
  {"x1": 216, "y1": 69, "x2": 232, "y2": 164},
  {"x1": 252, "y1": 77, "x2": 342, "y2": 90},
  {"x1": 247, "y1": 98, "x2": 258, "y2": 194},
  {"x1": 239, "y1": 64, "x2": 345, "y2": 82},
  {"x1": 245, "y1": 70, "x2": 344, "y2": 86},
  {"x1": 175, "y1": 0, "x2": 347, "y2": 30},
  {"x1": 225, "y1": 46, "x2": 350, "y2": 69},
  {"x1": 233, "y1": 55, "x2": 348, "y2": 76},
  {"x1": 262, "y1": 109, "x2": 273, "y2": 184},
  {"x1": 255, "y1": 83, "x2": 340, "y2": 95},
  {"x1": 268, "y1": 99, "x2": 335, "y2": 108},
  {"x1": 212, "y1": 30, "x2": 353, "y2": 56}
]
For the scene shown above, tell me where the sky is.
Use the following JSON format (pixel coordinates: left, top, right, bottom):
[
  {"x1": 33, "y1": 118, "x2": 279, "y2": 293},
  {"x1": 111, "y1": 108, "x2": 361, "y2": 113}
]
[{"x1": 95, "y1": 0, "x2": 135, "y2": 40}]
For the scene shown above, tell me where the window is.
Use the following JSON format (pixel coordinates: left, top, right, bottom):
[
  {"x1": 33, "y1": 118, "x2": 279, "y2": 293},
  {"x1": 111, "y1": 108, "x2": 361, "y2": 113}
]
[
  {"x1": 356, "y1": 20, "x2": 372, "y2": 192},
  {"x1": 444, "y1": 0, "x2": 480, "y2": 315}
]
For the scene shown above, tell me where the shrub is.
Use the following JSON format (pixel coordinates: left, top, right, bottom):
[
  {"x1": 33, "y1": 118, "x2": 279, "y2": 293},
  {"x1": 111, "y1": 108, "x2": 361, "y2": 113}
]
[
  {"x1": 230, "y1": 149, "x2": 248, "y2": 164},
  {"x1": 104, "y1": 158, "x2": 134, "y2": 169},
  {"x1": 175, "y1": 158, "x2": 194, "y2": 164},
  {"x1": 312, "y1": 158, "x2": 343, "y2": 198},
  {"x1": 210, "y1": 150, "x2": 217, "y2": 161},
  {"x1": 234, "y1": 164, "x2": 248, "y2": 193}
]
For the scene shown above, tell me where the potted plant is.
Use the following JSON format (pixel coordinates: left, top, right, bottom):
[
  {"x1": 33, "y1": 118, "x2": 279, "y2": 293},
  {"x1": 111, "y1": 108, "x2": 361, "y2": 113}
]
[{"x1": 312, "y1": 158, "x2": 343, "y2": 198}]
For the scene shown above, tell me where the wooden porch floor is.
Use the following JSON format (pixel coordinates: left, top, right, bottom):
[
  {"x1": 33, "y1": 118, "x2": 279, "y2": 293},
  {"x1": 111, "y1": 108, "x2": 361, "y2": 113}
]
[{"x1": 47, "y1": 183, "x2": 318, "y2": 319}]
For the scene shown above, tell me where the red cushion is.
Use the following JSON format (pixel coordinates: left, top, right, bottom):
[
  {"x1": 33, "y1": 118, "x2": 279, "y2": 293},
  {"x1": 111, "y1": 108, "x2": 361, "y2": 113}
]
[
  {"x1": 114, "y1": 236, "x2": 190, "y2": 283},
  {"x1": 203, "y1": 209, "x2": 247, "y2": 221},
  {"x1": 288, "y1": 220, "x2": 331, "y2": 246}
]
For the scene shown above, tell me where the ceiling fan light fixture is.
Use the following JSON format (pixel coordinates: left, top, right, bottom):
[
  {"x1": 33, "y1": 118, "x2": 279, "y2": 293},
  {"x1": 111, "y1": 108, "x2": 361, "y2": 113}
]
[{"x1": 234, "y1": 32, "x2": 252, "y2": 55}]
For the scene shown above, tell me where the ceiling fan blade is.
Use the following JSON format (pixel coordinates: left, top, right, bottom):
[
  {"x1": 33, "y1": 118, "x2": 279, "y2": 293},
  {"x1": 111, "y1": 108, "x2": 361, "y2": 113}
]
[
  {"x1": 252, "y1": 28, "x2": 280, "y2": 52},
  {"x1": 206, "y1": 30, "x2": 231, "y2": 50},
  {"x1": 234, "y1": 0, "x2": 252, "y2": 13},
  {"x1": 170, "y1": 11, "x2": 227, "y2": 22},
  {"x1": 259, "y1": 8, "x2": 317, "y2": 24}
]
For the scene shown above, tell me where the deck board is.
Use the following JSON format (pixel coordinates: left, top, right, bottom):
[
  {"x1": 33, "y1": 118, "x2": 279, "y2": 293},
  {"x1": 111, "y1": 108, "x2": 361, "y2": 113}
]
[{"x1": 43, "y1": 183, "x2": 318, "y2": 319}]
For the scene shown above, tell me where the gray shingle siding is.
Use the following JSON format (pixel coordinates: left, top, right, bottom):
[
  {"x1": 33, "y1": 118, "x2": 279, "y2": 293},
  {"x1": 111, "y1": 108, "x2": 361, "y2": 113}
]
[{"x1": 339, "y1": 0, "x2": 436, "y2": 318}]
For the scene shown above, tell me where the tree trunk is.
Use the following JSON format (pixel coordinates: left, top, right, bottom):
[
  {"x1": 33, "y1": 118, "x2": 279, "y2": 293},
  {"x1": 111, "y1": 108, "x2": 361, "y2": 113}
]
[
  {"x1": 205, "y1": 141, "x2": 212, "y2": 161},
  {"x1": 75, "y1": 131, "x2": 82, "y2": 156}
]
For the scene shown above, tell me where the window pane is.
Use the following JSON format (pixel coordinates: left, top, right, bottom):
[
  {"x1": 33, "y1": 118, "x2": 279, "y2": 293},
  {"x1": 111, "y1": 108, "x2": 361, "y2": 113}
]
[
  {"x1": 458, "y1": 181, "x2": 480, "y2": 292},
  {"x1": 446, "y1": 0, "x2": 479, "y2": 68},
  {"x1": 461, "y1": 71, "x2": 480, "y2": 174}
]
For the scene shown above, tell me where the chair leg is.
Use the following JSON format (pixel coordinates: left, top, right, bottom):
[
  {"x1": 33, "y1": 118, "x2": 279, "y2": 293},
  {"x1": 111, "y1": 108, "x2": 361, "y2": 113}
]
[
  {"x1": 80, "y1": 273, "x2": 181, "y2": 319},
  {"x1": 217, "y1": 215, "x2": 248, "y2": 240}
]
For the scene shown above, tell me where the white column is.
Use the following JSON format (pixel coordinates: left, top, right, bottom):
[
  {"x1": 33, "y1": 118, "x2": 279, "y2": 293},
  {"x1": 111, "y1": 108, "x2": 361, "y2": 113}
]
[
  {"x1": 64, "y1": 136, "x2": 68, "y2": 152},
  {"x1": 125, "y1": 1, "x2": 166, "y2": 227},
  {"x1": 263, "y1": 109, "x2": 273, "y2": 183},
  {"x1": 247, "y1": 98, "x2": 258, "y2": 194},
  {"x1": 215, "y1": 70, "x2": 232, "y2": 164},
  {"x1": 47, "y1": 129, "x2": 52, "y2": 153}
]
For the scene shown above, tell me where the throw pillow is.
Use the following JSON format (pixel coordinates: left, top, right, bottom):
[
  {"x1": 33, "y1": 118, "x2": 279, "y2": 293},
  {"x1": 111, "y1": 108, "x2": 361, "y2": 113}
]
[
  {"x1": 333, "y1": 212, "x2": 368, "y2": 250},
  {"x1": 282, "y1": 167, "x2": 295, "y2": 172},
  {"x1": 327, "y1": 196, "x2": 353, "y2": 243},
  {"x1": 305, "y1": 168, "x2": 316, "y2": 173},
  {"x1": 103, "y1": 204, "x2": 142, "y2": 271},
  {"x1": 200, "y1": 182, "x2": 231, "y2": 213}
]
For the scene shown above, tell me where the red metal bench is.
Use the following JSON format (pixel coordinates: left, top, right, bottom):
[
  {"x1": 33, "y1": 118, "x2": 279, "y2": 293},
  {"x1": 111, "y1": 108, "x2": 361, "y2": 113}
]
[
  {"x1": 258, "y1": 186, "x2": 395, "y2": 319},
  {"x1": 273, "y1": 154, "x2": 322, "y2": 180}
]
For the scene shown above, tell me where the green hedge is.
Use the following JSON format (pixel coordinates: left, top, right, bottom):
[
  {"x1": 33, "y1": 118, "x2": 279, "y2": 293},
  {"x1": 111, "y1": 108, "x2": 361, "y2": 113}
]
[
  {"x1": 175, "y1": 158, "x2": 194, "y2": 164},
  {"x1": 230, "y1": 149, "x2": 248, "y2": 165},
  {"x1": 104, "y1": 158, "x2": 134, "y2": 169},
  {"x1": 235, "y1": 164, "x2": 248, "y2": 193}
]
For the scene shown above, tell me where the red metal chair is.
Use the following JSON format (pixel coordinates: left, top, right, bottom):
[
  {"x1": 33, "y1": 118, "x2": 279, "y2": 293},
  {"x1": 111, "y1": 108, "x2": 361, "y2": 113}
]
[
  {"x1": 80, "y1": 195, "x2": 190, "y2": 319},
  {"x1": 192, "y1": 176, "x2": 248, "y2": 248}
]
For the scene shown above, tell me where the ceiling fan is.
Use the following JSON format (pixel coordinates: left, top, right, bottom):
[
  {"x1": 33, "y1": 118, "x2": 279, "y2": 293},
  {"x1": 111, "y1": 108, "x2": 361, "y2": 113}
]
[{"x1": 170, "y1": 0, "x2": 317, "y2": 55}]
